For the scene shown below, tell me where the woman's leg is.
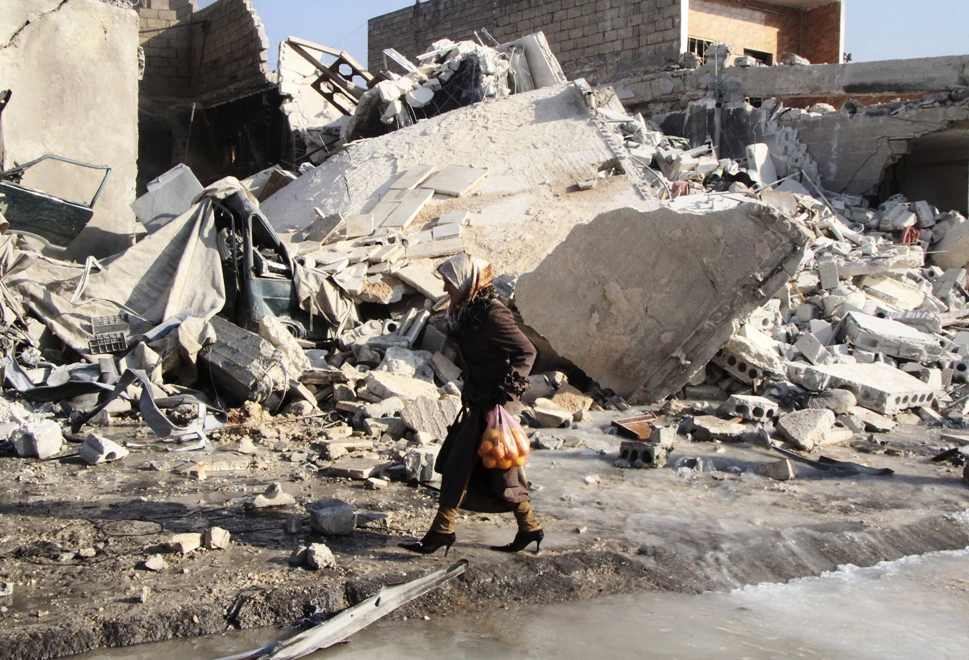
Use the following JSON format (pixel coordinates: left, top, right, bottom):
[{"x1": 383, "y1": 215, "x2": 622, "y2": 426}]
[
  {"x1": 512, "y1": 500, "x2": 542, "y2": 532},
  {"x1": 429, "y1": 506, "x2": 460, "y2": 534}
]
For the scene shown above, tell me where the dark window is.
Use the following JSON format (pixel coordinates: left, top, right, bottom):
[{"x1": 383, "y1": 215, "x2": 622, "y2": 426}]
[
  {"x1": 744, "y1": 48, "x2": 774, "y2": 65},
  {"x1": 688, "y1": 37, "x2": 715, "y2": 57}
]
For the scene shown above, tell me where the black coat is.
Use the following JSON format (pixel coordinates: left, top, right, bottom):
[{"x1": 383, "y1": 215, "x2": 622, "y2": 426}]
[{"x1": 434, "y1": 300, "x2": 537, "y2": 512}]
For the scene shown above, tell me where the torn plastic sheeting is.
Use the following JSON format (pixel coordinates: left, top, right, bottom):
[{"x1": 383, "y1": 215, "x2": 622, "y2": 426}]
[
  {"x1": 70, "y1": 368, "x2": 226, "y2": 440},
  {"x1": 2, "y1": 356, "x2": 115, "y2": 402},
  {"x1": 769, "y1": 442, "x2": 894, "y2": 476},
  {"x1": 293, "y1": 263, "x2": 358, "y2": 337},
  {"x1": 0, "y1": 178, "x2": 251, "y2": 356}
]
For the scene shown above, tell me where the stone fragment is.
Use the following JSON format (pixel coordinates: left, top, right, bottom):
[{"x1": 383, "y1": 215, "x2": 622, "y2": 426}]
[
  {"x1": 617, "y1": 440, "x2": 668, "y2": 468},
  {"x1": 376, "y1": 346, "x2": 434, "y2": 381},
  {"x1": 400, "y1": 395, "x2": 462, "y2": 439},
  {"x1": 289, "y1": 546, "x2": 308, "y2": 566},
  {"x1": 200, "y1": 318, "x2": 288, "y2": 407},
  {"x1": 746, "y1": 143, "x2": 777, "y2": 185},
  {"x1": 795, "y1": 332, "x2": 832, "y2": 366},
  {"x1": 306, "y1": 498, "x2": 357, "y2": 535},
  {"x1": 550, "y1": 384, "x2": 594, "y2": 416},
  {"x1": 306, "y1": 543, "x2": 336, "y2": 570},
  {"x1": 79, "y1": 433, "x2": 129, "y2": 465},
  {"x1": 250, "y1": 482, "x2": 297, "y2": 509},
  {"x1": 167, "y1": 533, "x2": 201, "y2": 555},
  {"x1": 394, "y1": 263, "x2": 446, "y2": 300},
  {"x1": 532, "y1": 398, "x2": 573, "y2": 428},
  {"x1": 405, "y1": 446, "x2": 441, "y2": 482},
  {"x1": 817, "y1": 258, "x2": 840, "y2": 290},
  {"x1": 13, "y1": 420, "x2": 63, "y2": 459},
  {"x1": 390, "y1": 164, "x2": 436, "y2": 190},
  {"x1": 363, "y1": 417, "x2": 407, "y2": 439},
  {"x1": 421, "y1": 164, "x2": 488, "y2": 196},
  {"x1": 776, "y1": 409, "x2": 835, "y2": 451},
  {"x1": 204, "y1": 527, "x2": 231, "y2": 550},
  {"x1": 430, "y1": 352, "x2": 462, "y2": 384},
  {"x1": 806, "y1": 388, "x2": 857, "y2": 415},
  {"x1": 143, "y1": 555, "x2": 168, "y2": 572},
  {"x1": 258, "y1": 315, "x2": 312, "y2": 375},
  {"x1": 364, "y1": 477, "x2": 388, "y2": 490},
  {"x1": 849, "y1": 406, "x2": 897, "y2": 432},
  {"x1": 844, "y1": 312, "x2": 945, "y2": 362},
  {"x1": 758, "y1": 459, "x2": 795, "y2": 481}
]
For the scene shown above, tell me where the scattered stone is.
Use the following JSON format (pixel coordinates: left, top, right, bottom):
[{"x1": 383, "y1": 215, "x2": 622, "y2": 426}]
[
  {"x1": 532, "y1": 434, "x2": 563, "y2": 450},
  {"x1": 285, "y1": 516, "x2": 302, "y2": 535},
  {"x1": 0, "y1": 583, "x2": 13, "y2": 598},
  {"x1": 776, "y1": 409, "x2": 836, "y2": 451},
  {"x1": 532, "y1": 398, "x2": 573, "y2": 428},
  {"x1": 77, "y1": 548, "x2": 97, "y2": 559},
  {"x1": 168, "y1": 533, "x2": 202, "y2": 555},
  {"x1": 250, "y1": 482, "x2": 297, "y2": 508},
  {"x1": 400, "y1": 395, "x2": 462, "y2": 439},
  {"x1": 13, "y1": 420, "x2": 63, "y2": 459},
  {"x1": 79, "y1": 433, "x2": 129, "y2": 465},
  {"x1": 576, "y1": 526, "x2": 588, "y2": 534},
  {"x1": 618, "y1": 440, "x2": 668, "y2": 468},
  {"x1": 289, "y1": 546, "x2": 308, "y2": 566},
  {"x1": 364, "y1": 477, "x2": 388, "y2": 490},
  {"x1": 405, "y1": 446, "x2": 441, "y2": 482},
  {"x1": 327, "y1": 458, "x2": 391, "y2": 480},
  {"x1": 138, "y1": 586, "x2": 150, "y2": 604},
  {"x1": 690, "y1": 416, "x2": 753, "y2": 443},
  {"x1": 807, "y1": 389, "x2": 857, "y2": 415},
  {"x1": 758, "y1": 459, "x2": 796, "y2": 481},
  {"x1": 584, "y1": 474, "x2": 601, "y2": 485},
  {"x1": 306, "y1": 543, "x2": 336, "y2": 570},
  {"x1": 204, "y1": 527, "x2": 231, "y2": 550},
  {"x1": 143, "y1": 555, "x2": 168, "y2": 572},
  {"x1": 306, "y1": 498, "x2": 357, "y2": 535}
]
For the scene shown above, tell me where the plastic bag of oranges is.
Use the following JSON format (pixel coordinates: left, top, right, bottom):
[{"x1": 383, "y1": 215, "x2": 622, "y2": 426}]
[{"x1": 477, "y1": 405, "x2": 530, "y2": 470}]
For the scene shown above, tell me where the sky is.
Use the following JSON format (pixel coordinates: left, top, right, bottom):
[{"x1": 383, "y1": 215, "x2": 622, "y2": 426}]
[{"x1": 197, "y1": 0, "x2": 969, "y2": 73}]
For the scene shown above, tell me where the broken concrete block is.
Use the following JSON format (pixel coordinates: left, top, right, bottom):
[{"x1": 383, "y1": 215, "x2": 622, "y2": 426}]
[
  {"x1": 400, "y1": 395, "x2": 462, "y2": 439},
  {"x1": 517, "y1": 205, "x2": 809, "y2": 402},
  {"x1": 788, "y1": 362, "x2": 938, "y2": 415},
  {"x1": 167, "y1": 533, "x2": 202, "y2": 555},
  {"x1": 879, "y1": 205, "x2": 917, "y2": 232},
  {"x1": 405, "y1": 445, "x2": 441, "y2": 482},
  {"x1": 746, "y1": 143, "x2": 777, "y2": 185},
  {"x1": 13, "y1": 420, "x2": 63, "y2": 459},
  {"x1": 844, "y1": 312, "x2": 945, "y2": 362},
  {"x1": 617, "y1": 440, "x2": 668, "y2": 468},
  {"x1": 421, "y1": 164, "x2": 488, "y2": 196},
  {"x1": 364, "y1": 477, "x2": 388, "y2": 490},
  {"x1": 143, "y1": 555, "x2": 168, "y2": 572},
  {"x1": 204, "y1": 527, "x2": 231, "y2": 550},
  {"x1": 689, "y1": 416, "x2": 752, "y2": 443},
  {"x1": 860, "y1": 274, "x2": 925, "y2": 311},
  {"x1": 394, "y1": 263, "x2": 446, "y2": 301},
  {"x1": 849, "y1": 406, "x2": 897, "y2": 432},
  {"x1": 306, "y1": 543, "x2": 336, "y2": 570},
  {"x1": 404, "y1": 237, "x2": 465, "y2": 260},
  {"x1": 376, "y1": 346, "x2": 435, "y2": 381},
  {"x1": 306, "y1": 498, "x2": 357, "y2": 535},
  {"x1": 327, "y1": 459, "x2": 391, "y2": 480},
  {"x1": 201, "y1": 318, "x2": 289, "y2": 407},
  {"x1": 79, "y1": 433, "x2": 129, "y2": 465},
  {"x1": 364, "y1": 371, "x2": 440, "y2": 402},
  {"x1": 776, "y1": 409, "x2": 835, "y2": 451},
  {"x1": 807, "y1": 388, "x2": 858, "y2": 415},
  {"x1": 344, "y1": 214, "x2": 375, "y2": 239},
  {"x1": 817, "y1": 258, "x2": 840, "y2": 290},
  {"x1": 795, "y1": 332, "x2": 833, "y2": 366},
  {"x1": 532, "y1": 398, "x2": 573, "y2": 428},
  {"x1": 250, "y1": 483, "x2": 297, "y2": 509},
  {"x1": 363, "y1": 416, "x2": 407, "y2": 439},
  {"x1": 381, "y1": 188, "x2": 434, "y2": 229},
  {"x1": 758, "y1": 459, "x2": 795, "y2": 481},
  {"x1": 550, "y1": 385, "x2": 594, "y2": 417},
  {"x1": 430, "y1": 352, "x2": 462, "y2": 385},
  {"x1": 361, "y1": 396, "x2": 405, "y2": 419},
  {"x1": 718, "y1": 395, "x2": 778, "y2": 423}
]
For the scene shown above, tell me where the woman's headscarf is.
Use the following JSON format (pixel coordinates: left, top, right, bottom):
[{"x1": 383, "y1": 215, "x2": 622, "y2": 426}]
[{"x1": 437, "y1": 253, "x2": 494, "y2": 329}]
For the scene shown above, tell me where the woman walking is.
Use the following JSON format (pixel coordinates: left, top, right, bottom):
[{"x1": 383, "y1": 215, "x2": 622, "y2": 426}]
[{"x1": 399, "y1": 254, "x2": 544, "y2": 556}]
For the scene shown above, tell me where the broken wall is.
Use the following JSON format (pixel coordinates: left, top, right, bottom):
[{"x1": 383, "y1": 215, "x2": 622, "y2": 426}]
[
  {"x1": 0, "y1": 0, "x2": 140, "y2": 258},
  {"x1": 192, "y1": 0, "x2": 273, "y2": 105},
  {"x1": 367, "y1": 0, "x2": 682, "y2": 85},
  {"x1": 138, "y1": 0, "x2": 198, "y2": 99}
]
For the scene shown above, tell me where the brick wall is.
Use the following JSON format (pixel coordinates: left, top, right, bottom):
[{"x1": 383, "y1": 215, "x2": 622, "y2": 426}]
[
  {"x1": 193, "y1": 0, "x2": 272, "y2": 104},
  {"x1": 687, "y1": 0, "x2": 842, "y2": 66},
  {"x1": 138, "y1": 0, "x2": 271, "y2": 103},
  {"x1": 803, "y1": 2, "x2": 842, "y2": 65},
  {"x1": 367, "y1": 0, "x2": 683, "y2": 86},
  {"x1": 139, "y1": 0, "x2": 198, "y2": 98}
]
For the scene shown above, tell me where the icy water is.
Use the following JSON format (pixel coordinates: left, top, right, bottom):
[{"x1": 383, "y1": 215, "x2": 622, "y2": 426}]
[{"x1": 77, "y1": 549, "x2": 969, "y2": 660}]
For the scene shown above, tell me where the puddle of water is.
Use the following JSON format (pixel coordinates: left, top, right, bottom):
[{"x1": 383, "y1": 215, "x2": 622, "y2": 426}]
[{"x1": 73, "y1": 548, "x2": 969, "y2": 660}]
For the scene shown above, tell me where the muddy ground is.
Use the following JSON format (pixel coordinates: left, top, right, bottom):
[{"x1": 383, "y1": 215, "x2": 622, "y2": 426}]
[{"x1": 1, "y1": 402, "x2": 968, "y2": 660}]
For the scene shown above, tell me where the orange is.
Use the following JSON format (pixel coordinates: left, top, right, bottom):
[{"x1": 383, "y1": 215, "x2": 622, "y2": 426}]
[
  {"x1": 492, "y1": 443, "x2": 505, "y2": 460},
  {"x1": 482, "y1": 429, "x2": 502, "y2": 445},
  {"x1": 482, "y1": 455, "x2": 497, "y2": 469},
  {"x1": 513, "y1": 455, "x2": 526, "y2": 467},
  {"x1": 478, "y1": 440, "x2": 494, "y2": 457},
  {"x1": 497, "y1": 458, "x2": 513, "y2": 470}
]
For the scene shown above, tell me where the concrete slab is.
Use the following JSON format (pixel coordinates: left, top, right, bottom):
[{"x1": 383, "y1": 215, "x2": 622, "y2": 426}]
[
  {"x1": 421, "y1": 165, "x2": 489, "y2": 197},
  {"x1": 517, "y1": 204, "x2": 810, "y2": 402},
  {"x1": 389, "y1": 164, "x2": 437, "y2": 190},
  {"x1": 380, "y1": 188, "x2": 434, "y2": 229},
  {"x1": 844, "y1": 312, "x2": 946, "y2": 362},
  {"x1": 788, "y1": 362, "x2": 938, "y2": 415},
  {"x1": 404, "y1": 237, "x2": 464, "y2": 260},
  {"x1": 393, "y1": 263, "x2": 446, "y2": 300}
]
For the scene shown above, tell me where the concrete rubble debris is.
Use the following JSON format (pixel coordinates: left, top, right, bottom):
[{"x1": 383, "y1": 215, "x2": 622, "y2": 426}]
[
  {"x1": 776, "y1": 409, "x2": 836, "y2": 451},
  {"x1": 305, "y1": 543, "x2": 336, "y2": 570},
  {"x1": 167, "y1": 533, "x2": 202, "y2": 555},
  {"x1": 759, "y1": 459, "x2": 796, "y2": 481},
  {"x1": 405, "y1": 446, "x2": 441, "y2": 482},
  {"x1": 79, "y1": 434, "x2": 129, "y2": 465},
  {"x1": 306, "y1": 498, "x2": 357, "y2": 535},
  {"x1": 143, "y1": 555, "x2": 168, "y2": 572},
  {"x1": 204, "y1": 527, "x2": 231, "y2": 550},
  {"x1": 250, "y1": 483, "x2": 297, "y2": 509},
  {"x1": 13, "y1": 421, "x2": 64, "y2": 460}
]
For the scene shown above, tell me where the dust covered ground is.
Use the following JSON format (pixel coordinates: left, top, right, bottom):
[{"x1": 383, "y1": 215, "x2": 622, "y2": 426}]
[{"x1": 1, "y1": 399, "x2": 968, "y2": 660}]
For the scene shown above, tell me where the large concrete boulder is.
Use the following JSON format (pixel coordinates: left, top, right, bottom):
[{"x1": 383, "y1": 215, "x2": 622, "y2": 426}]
[
  {"x1": 517, "y1": 204, "x2": 810, "y2": 402},
  {"x1": 776, "y1": 409, "x2": 836, "y2": 451}
]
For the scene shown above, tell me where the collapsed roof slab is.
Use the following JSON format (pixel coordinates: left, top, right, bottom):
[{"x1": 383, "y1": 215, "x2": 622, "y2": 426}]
[
  {"x1": 516, "y1": 203, "x2": 811, "y2": 403},
  {"x1": 261, "y1": 82, "x2": 645, "y2": 277}
]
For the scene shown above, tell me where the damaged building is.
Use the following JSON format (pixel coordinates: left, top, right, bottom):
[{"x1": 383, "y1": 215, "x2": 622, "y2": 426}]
[{"x1": 3, "y1": 1, "x2": 969, "y2": 657}]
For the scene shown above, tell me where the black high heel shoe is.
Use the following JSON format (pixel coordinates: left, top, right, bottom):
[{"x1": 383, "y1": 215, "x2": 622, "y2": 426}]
[
  {"x1": 398, "y1": 531, "x2": 456, "y2": 556},
  {"x1": 490, "y1": 529, "x2": 543, "y2": 554}
]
